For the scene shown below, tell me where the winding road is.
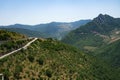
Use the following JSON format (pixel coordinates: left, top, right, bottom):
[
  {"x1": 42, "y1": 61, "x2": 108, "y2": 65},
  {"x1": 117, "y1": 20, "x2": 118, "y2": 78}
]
[{"x1": 0, "y1": 38, "x2": 38, "y2": 60}]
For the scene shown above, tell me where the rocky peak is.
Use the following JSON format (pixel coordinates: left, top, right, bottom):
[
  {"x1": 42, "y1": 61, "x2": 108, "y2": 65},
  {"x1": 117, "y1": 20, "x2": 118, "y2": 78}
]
[{"x1": 93, "y1": 14, "x2": 114, "y2": 25}]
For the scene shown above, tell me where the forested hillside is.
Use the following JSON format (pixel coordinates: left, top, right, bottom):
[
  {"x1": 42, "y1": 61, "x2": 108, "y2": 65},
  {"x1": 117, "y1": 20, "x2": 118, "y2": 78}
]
[{"x1": 0, "y1": 38, "x2": 119, "y2": 80}]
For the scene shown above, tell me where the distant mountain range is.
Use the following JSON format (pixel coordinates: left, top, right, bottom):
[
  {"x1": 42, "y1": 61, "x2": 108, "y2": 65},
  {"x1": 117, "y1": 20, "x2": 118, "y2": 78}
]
[
  {"x1": 62, "y1": 14, "x2": 120, "y2": 50},
  {"x1": 0, "y1": 20, "x2": 91, "y2": 40}
]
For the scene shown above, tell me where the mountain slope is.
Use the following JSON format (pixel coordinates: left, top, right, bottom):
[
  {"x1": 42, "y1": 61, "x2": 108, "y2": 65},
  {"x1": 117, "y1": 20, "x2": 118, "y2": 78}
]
[
  {"x1": 94, "y1": 39, "x2": 120, "y2": 79},
  {"x1": 95, "y1": 39, "x2": 120, "y2": 68},
  {"x1": 0, "y1": 38, "x2": 118, "y2": 80},
  {"x1": 62, "y1": 14, "x2": 120, "y2": 51}
]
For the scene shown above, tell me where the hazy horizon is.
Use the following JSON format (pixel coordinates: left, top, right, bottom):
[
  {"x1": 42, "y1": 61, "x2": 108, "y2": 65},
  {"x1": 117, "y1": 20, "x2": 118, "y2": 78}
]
[{"x1": 0, "y1": 0, "x2": 120, "y2": 25}]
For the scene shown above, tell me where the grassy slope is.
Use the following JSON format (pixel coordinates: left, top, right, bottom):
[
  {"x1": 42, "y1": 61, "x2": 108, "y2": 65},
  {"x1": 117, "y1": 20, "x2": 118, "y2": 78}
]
[{"x1": 0, "y1": 38, "x2": 118, "y2": 80}]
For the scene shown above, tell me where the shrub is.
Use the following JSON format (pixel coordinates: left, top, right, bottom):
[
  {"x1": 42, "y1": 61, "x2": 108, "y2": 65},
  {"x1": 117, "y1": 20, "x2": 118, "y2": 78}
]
[
  {"x1": 38, "y1": 77, "x2": 43, "y2": 80},
  {"x1": 3, "y1": 69, "x2": 10, "y2": 80},
  {"x1": 28, "y1": 55, "x2": 34, "y2": 62},
  {"x1": 46, "y1": 69, "x2": 52, "y2": 78},
  {"x1": 14, "y1": 65, "x2": 23, "y2": 79},
  {"x1": 37, "y1": 58, "x2": 44, "y2": 65},
  {"x1": 31, "y1": 77, "x2": 35, "y2": 80}
]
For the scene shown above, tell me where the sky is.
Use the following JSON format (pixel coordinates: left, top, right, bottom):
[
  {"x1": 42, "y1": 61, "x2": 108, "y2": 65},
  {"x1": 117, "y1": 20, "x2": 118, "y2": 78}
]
[{"x1": 0, "y1": 0, "x2": 120, "y2": 25}]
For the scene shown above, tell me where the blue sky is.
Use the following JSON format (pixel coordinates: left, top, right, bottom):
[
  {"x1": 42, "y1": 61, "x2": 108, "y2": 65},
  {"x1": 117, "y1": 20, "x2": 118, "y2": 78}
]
[{"x1": 0, "y1": 0, "x2": 120, "y2": 25}]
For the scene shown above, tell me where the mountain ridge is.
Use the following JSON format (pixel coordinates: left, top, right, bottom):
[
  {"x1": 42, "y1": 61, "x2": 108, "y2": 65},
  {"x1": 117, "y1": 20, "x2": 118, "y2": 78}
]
[{"x1": 62, "y1": 14, "x2": 120, "y2": 50}]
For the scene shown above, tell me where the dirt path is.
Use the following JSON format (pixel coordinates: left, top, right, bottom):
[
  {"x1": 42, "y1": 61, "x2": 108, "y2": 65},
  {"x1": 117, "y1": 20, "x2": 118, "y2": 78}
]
[{"x1": 0, "y1": 38, "x2": 38, "y2": 59}]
